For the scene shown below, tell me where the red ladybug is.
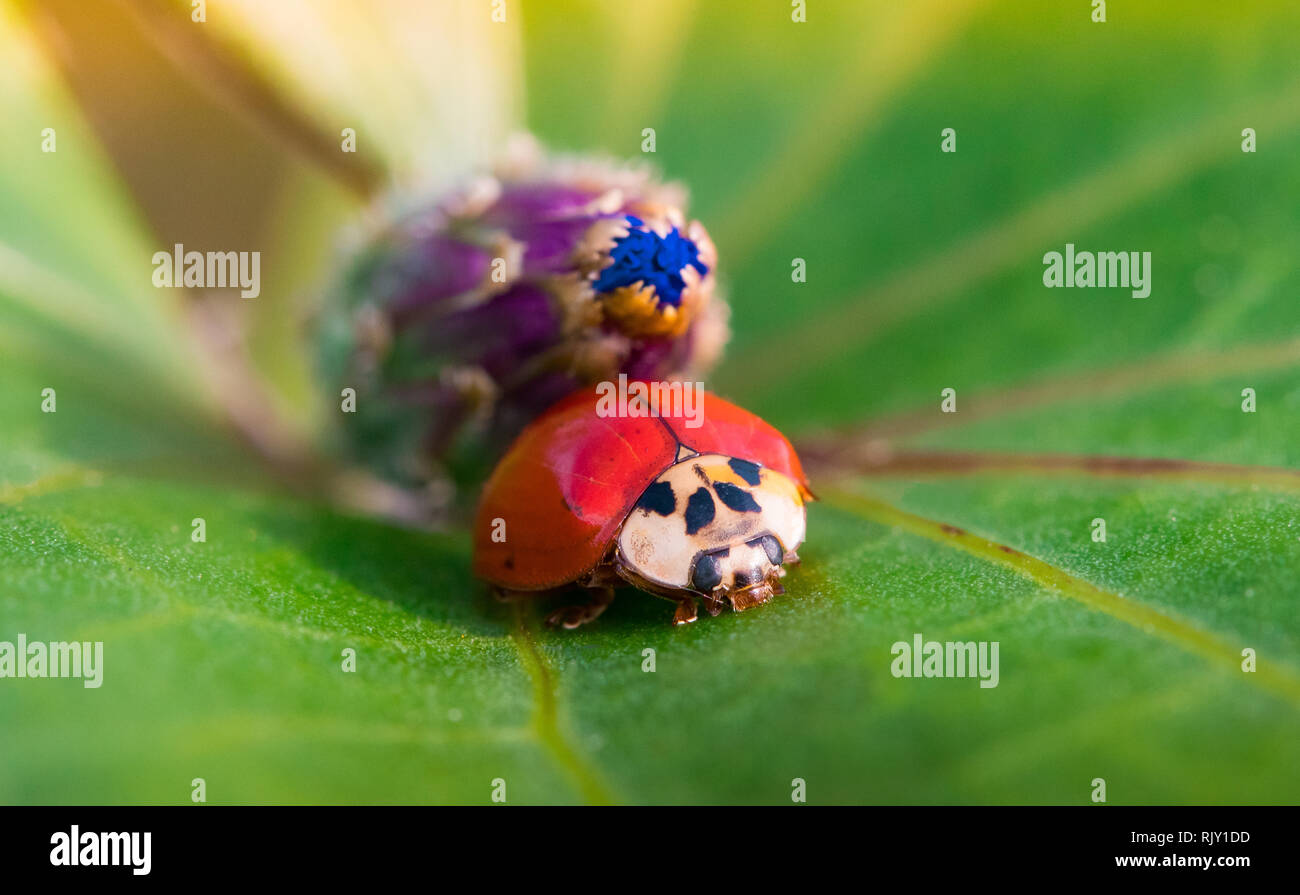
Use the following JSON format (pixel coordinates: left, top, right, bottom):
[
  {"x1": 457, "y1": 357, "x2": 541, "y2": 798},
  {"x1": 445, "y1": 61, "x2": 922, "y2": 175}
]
[{"x1": 473, "y1": 385, "x2": 814, "y2": 627}]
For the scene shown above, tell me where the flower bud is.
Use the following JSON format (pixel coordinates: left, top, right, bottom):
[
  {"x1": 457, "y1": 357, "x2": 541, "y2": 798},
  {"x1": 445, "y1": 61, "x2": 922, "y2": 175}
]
[{"x1": 319, "y1": 137, "x2": 728, "y2": 490}]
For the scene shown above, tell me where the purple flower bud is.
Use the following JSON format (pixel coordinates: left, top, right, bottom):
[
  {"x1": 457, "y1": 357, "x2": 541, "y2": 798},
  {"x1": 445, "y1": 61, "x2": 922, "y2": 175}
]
[{"x1": 319, "y1": 137, "x2": 729, "y2": 489}]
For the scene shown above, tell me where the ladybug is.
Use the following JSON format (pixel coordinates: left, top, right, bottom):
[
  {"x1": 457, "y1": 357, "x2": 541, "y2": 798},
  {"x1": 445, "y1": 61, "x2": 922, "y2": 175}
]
[{"x1": 473, "y1": 385, "x2": 813, "y2": 627}]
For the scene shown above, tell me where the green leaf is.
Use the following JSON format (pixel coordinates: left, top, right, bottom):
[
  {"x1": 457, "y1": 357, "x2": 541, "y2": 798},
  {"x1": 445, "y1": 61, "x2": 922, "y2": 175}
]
[{"x1": 4, "y1": 0, "x2": 1300, "y2": 804}]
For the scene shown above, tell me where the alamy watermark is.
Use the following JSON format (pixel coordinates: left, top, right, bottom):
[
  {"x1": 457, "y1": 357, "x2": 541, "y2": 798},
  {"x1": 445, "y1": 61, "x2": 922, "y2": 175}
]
[
  {"x1": 152, "y1": 243, "x2": 261, "y2": 298},
  {"x1": 1043, "y1": 242, "x2": 1151, "y2": 298},
  {"x1": 0, "y1": 634, "x2": 103, "y2": 688},
  {"x1": 594, "y1": 374, "x2": 704, "y2": 428},
  {"x1": 891, "y1": 633, "x2": 999, "y2": 688},
  {"x1": 50, "y1": 826, "x2": 150, "y2": 875}
]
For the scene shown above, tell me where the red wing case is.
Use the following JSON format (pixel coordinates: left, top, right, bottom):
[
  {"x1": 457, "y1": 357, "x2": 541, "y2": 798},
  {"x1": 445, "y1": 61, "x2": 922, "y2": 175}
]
[{"x1": 472, "y1": 388, "x2": 678, "y2": 590}]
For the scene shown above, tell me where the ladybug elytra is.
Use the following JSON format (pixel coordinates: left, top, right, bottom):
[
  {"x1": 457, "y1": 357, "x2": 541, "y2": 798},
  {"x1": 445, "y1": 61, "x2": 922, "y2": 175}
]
[{"x1": 473, "y1": 385, "x2": 813, "y2": 627}]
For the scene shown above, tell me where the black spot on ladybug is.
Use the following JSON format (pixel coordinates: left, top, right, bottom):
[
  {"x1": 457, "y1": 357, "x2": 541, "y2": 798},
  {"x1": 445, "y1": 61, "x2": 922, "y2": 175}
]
[
  {"x1": 733, "y1": 569, "x2": 754, "y2": 587},
  {"x1": 691, "y1": 553, "x2": 722, "y2": 592},
  {"x1": 684, "y1": 487, "x2": 716, "y2": 535},
  {"x1": 755, "y1": 534, "x2": 783, "y2": 565},
  {"x1": 728, "y1": 457, "x2": 763, "y2": 486},
  {"x1": 635, "y1": 480, "x2": 675, "y2": 516},
  {"x1": 504, "y1": 557, "x2": 515, "y2": 570},
  {"x1": 714, "y1": 481, "x2": 761, "y2": 513}
]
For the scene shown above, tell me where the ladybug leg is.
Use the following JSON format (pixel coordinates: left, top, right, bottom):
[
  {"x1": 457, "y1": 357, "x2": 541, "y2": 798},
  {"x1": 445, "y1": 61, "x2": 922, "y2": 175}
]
[
  {"x1": 671, "y1": 596, "x2": 699, "y2": 626},
  {"x1": 545, "y1": 587, "x2": 615, "y2": 630},
  {"x1": 700, "y1": 590, "x2": 726, "y2": 617}
]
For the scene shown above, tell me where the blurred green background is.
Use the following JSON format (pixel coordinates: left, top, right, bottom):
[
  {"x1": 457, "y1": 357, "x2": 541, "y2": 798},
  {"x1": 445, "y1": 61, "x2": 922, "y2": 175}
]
[{"x1": 1, "y1": 0, "x2": 1298, "y2": 804}]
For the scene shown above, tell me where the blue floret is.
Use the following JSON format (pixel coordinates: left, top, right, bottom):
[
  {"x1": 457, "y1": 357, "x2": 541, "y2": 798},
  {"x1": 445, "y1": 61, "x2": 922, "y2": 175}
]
[{"x1": 592, "y1": 215, "x2": 709, "y2": 307}]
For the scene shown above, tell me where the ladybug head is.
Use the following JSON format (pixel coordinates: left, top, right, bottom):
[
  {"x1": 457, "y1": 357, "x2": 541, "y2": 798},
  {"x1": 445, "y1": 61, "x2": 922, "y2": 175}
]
[
  {"x1": 616, "y1": 453, "x2": 807, "y2": 613},
  {"x1": 686, "y1": 533, "x2": 788, "y2": 612}
]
